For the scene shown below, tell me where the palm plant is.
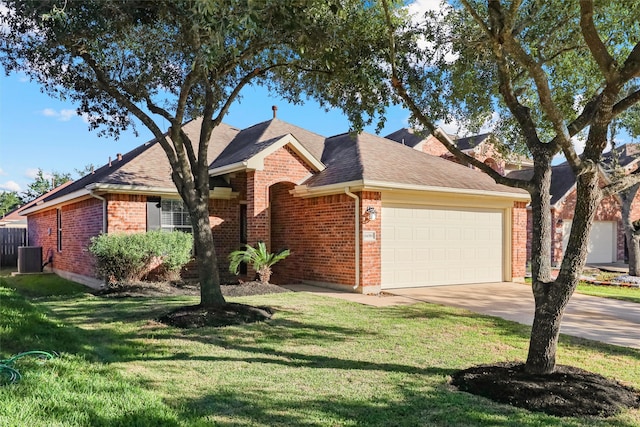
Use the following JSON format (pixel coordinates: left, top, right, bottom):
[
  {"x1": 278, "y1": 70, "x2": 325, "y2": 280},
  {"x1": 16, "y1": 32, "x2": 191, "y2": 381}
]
[{"x1": 228, "y1": 242, "x2": 290, "y2": 284}]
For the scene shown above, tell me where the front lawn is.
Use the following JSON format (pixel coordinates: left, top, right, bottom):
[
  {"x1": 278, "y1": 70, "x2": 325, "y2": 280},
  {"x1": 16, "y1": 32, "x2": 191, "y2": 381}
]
[
  {"x1": 1, "y1": 275, "x2": 639, "y2": 426},
  {"x1": 576, "y1": 283, "x2": 640, "y2": 304},
  {"x1": 525, "y1": 276, "x2": 640, "y2": 304}
]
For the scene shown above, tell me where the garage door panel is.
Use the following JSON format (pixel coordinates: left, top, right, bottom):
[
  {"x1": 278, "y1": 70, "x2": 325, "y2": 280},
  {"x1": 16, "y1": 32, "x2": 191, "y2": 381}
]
[
  {"x1": 562, "y1": 220, "x2": 615, "y2": 264},
  {"x1": 382, "y1": 205, "x2": 503, "y2": 289}
]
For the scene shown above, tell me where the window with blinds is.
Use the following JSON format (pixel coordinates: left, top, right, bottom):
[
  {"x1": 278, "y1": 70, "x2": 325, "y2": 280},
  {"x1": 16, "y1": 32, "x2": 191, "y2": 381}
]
[{"x1": 160, "y1": 199, "x2": 192, "y2": 233}]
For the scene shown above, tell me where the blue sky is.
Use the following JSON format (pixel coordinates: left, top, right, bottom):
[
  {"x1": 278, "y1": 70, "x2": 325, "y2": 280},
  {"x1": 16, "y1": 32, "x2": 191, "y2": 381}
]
[{"x1": 0, "y1": 71, "x2": 411, "y2": 194}]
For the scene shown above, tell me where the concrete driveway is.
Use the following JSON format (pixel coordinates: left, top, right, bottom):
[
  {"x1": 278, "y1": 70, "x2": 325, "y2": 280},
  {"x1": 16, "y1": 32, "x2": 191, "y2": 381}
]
[{"x1": 390, "y1": 282, "x2": 640, "y2": 349}]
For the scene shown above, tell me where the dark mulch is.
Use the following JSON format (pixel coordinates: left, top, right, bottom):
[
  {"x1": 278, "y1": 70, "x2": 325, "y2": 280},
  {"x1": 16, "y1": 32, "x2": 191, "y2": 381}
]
[
  {"x1": 94, "y1": 280, "x2": 290, "y2": 298},
  {"x1": 94, "y1": 280, "x2": 288, "y2": 328},
  {"x1": 451, "y1": 362, "x2": 640, "y2": 417},
  {"x1": 157, "y1": 303, "x2": 273, "y2": 328}
]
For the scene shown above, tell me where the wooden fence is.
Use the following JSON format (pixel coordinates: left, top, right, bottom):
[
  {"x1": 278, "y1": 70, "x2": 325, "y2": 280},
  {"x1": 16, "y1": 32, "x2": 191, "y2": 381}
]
[{"x1": 0, "y1": 228, "x2": 27, "y2": 267}]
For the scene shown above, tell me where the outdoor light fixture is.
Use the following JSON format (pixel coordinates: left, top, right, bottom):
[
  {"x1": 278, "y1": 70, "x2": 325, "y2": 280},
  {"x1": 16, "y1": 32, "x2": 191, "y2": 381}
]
[{"x1": 363, "y1": 206, "x2": 377, "y2": 222}]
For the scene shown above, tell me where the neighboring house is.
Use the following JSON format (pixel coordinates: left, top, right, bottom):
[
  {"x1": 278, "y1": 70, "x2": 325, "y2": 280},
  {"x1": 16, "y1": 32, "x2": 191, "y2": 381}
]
[
  {"x1": 22, "y1": 114, "x2": 530, "y2": 292},
  {"x1": 507, "y1": 144, "x2": 640, "y2": 265},
  {"x1": 1, "y1": 181, "x2": 75, "y2": 229},
  {"x1": 385, "y1": 129, "x2": 533, "y2": 175},
  {"x1": 1, "y1": 182, "x2": 73, "y2": 268}
]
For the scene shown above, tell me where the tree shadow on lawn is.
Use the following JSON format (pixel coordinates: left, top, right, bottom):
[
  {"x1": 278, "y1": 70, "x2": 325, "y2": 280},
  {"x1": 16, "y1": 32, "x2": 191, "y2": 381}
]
[
  {"x1": 168, "y1": 382, "x2": 630, "y2": 427},
  {"x1": 5, "y1": 290, "x2": 639, "y2": 423},
  {"x1": 386, "y1": 302, "x2": 640, "y2": 362}
]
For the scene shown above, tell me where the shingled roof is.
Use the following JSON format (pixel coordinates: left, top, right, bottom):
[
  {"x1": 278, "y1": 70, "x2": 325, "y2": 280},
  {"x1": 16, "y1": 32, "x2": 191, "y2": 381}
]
[
  {"x1": 384, "y1": 128, "x2": 430, "y2": 149},
  {"x1": 507, "y1": 143, "x2": 640, "y2": 206},
  {"x1": 385, "y1": 128, "x2": 491, "y2": 152},
  {"x1": 209, "y1": 118, "x2": 325, "y2": 171},
  {"x1": 507, "y1": 163, "x2": 576, "y2": 205},
  {"x1": 32, "y1": 116, "x2": 529, "y2": 212},
  {"x1": 304, "y1": 132, "x2": 526, "y2": 196},
  {"x1": 42, "y1": 119, "x2": 240, "y2": 202}
]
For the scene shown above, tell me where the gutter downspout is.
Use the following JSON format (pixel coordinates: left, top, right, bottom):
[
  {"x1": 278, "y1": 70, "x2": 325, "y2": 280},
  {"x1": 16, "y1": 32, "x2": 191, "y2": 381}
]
[
  {"x1": 89, "y1": 191, "x2": 107, "y2": 233},
  {"x1": 344, "y1": 188, "x2": 360, "y2": 290}
]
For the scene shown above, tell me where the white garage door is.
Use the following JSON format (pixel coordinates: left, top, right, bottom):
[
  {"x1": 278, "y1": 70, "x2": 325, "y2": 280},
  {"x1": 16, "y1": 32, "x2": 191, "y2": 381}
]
[
  {"x1": 381, "y1": 205, "x2": 504, "y2": 289},
  {"x1": 562, "y1": 221, "x2": 616, "y2": 263}
]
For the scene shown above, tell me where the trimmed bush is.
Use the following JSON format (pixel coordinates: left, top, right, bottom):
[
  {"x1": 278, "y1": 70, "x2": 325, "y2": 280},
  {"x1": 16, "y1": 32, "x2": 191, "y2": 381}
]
[{"x1": 89, "y1": 231, "x2": 193, "y2": 284}]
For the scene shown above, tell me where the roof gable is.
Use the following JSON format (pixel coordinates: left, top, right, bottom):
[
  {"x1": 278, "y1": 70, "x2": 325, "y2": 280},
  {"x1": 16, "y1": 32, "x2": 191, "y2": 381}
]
[{"x1": 208, "y1": 118, "x2": 325, "y2": 175}]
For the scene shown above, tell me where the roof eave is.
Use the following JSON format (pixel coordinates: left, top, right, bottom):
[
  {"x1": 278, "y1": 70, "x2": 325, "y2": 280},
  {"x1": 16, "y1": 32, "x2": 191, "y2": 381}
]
[
  {"x1": 292, "y1": 179, "x2": 530, "y2": 202},
  {"x1": 20, "y1": 188, "x2": 92, "y2": 215},
  {"x1": 87, "y1": 183, "x2": 238, "y2": 200}
]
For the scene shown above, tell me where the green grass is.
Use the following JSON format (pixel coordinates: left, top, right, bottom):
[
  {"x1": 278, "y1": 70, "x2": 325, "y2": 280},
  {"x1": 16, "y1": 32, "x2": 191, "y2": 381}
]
[
  {"x1": 525, "y1": 277, "x2": 640, "y2": 304},
  {"x1": 576, "y1": 283, "x2": 640, "y2": 304},
  {"x1": 1, "y1": 275, "x2": 639, "y2": 426},
  {"x1": 0, "y1": 271, "x2": 90, "y2": 297}
]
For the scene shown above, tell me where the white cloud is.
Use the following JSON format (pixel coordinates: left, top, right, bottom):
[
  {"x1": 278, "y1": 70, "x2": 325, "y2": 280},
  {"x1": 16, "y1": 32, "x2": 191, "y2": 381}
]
[
  {"x1": 0, "y1": 180, "x2": 22, "y2": 192},
  {"x1": 0, "y1": 168, "x2": 6, "y2": 176},
  {"x1": 40, "y1": 108, "x2": 78, "y2": 121},
  {"x1": 24, "y1": 168, "x2": 52, "y2": 180},
  {"x1": 407, "y1": 0, "x2": 442, "y2": 16}
]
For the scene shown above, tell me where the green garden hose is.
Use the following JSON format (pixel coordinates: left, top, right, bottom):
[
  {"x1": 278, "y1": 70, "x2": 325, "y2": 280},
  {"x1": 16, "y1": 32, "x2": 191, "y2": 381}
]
[{"x1": 0, "y1": 351, "x2": 57, "y2": 384}]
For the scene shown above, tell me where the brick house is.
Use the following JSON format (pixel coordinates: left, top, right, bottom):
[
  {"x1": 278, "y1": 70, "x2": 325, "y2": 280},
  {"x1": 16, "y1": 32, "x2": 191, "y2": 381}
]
[
  {"x1": 507, "y1": 144, "x2": 640, "y2": 266},
  {"x1": 22, "y1": 115, "x2": 530, "y2": 293},
  {"x1": 385, "y1": 128, "x2": 533, "y2": 175}
]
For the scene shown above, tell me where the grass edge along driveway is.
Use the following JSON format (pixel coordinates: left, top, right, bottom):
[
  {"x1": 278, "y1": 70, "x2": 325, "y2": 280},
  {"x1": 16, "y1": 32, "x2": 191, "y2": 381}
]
[{"x1": 1, "y1": 275, "x2": 639, "y2": 426}]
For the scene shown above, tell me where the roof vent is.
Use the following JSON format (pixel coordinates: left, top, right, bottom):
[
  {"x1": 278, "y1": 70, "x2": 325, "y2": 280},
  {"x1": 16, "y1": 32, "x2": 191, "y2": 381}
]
[
  {"x1": 272, "y1": 105, "x2": 278, "y2": 119},
  {"x1": 117, "y1": 153, "x2": 122, "y2": 161},
  {"x1": 108, "y1": 156, "x2": 112, "y2": 167}
]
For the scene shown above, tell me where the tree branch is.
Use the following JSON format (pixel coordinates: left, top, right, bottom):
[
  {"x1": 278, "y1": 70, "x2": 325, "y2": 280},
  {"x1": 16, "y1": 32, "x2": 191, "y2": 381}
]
[
  {"x1": 488, "y1": 2, "x2": 576, "y2": 168},
  {"x1": 603, "y1": 170, "x2": 640, "y2": 197},
  {"x1": 613, "y1": 88, "x2": 640, "y2": 117},
  {"x1": 382, "y1": 0, "x2": 532, "y2": 191},
  {"x1": 579, "y1": 0, "x2": 619, "y2": 84},
  {"x1": 77, "y1": 50, "x2": 179, "y2": 167}
]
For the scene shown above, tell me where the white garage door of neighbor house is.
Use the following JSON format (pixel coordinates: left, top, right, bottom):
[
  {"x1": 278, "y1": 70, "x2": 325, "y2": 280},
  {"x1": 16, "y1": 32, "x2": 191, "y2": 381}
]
[
  {"x1": 381, "y1": 205, "x2": 504, "y2": 289},
  {"x1": 562, "y1": 220, "x2": 616, "y2": 264}
]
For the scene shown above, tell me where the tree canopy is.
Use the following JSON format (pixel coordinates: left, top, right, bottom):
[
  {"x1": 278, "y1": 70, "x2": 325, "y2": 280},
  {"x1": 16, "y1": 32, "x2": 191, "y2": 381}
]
[
  {"x1": 0, "y1": 0, "x2": 395, "y2": 308},
  {"x1": 378, "y1": 0, "x2": 640, "y2": 374}
]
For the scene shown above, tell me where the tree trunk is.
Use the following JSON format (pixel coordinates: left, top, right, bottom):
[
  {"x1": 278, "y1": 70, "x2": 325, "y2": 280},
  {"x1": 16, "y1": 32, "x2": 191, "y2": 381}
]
[
  {"x1": 628, "y1": 233, "x2": 640, "y2": 276},
  {"x1": 526, "y1": 167, "x2": 601, "y2": 374},
  {"x1": 191, "y1": 198, "x2": 226, "y2": 307},
  {"x1": 621, "y1": 182, "x2": 640, "y2": 276},
  {"x1": 525, "y1": 154, "x2": 558, "y2": 374},
  {"x1": 529, "y1": 156, "x2": 553, "y2": 283}
]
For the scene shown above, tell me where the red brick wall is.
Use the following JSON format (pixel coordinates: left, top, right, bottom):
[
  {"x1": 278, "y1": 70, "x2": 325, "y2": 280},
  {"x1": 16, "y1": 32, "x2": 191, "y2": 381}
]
[
  {"x1": 28, "y1": 209, "x2": 58, "y2": 268},
  {"x1": 360, "y1": 192, "x2": 382, "y2": 292},
  {"x1": 209, "y1": 198, "x2": 241, "y2": 283},
  {"x1": 247, "y1": 146, "x2": 317, "y2": 248},
  {"x1": 420, "y1": 135, "x2": 451, "y2": 156},
  {"x1": 553, "y1": 190, "x2": 622, "y2": 264},
  {"x1": 270, "y1": 183, "x2": 358, "y2": 287},
  {"x1": 28, "y1": 198, "x2": 103, "y2": 278},
  {"x1": 420, "y1": 136, "x2": 506, "y2": 175},
  {"x1": 107, "y1": 194, "x2": 147, "y2": 233},
  {"x1": 511, "y1": 201, "x2": 527, "y2": 279}
]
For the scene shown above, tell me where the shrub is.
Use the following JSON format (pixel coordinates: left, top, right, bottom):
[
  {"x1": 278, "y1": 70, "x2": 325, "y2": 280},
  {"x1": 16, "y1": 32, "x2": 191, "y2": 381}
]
[
  {"x1": 228, "y1": 241, "x2": 290, "y2": 284},
  {"x1": 89, "y1": 231, "x2": 193, "y2": 284}
]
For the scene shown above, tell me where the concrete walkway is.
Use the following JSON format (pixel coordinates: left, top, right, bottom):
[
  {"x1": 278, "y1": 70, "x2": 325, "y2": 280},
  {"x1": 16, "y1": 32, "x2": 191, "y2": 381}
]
[{"x1": 283, "y1": 282, "x2": 640, "y2": 349}]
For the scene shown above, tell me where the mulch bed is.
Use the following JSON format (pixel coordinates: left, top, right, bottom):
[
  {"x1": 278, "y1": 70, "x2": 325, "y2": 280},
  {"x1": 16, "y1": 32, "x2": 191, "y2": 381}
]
[
  {"x1": 451, "y1": 362, "x2": 640, "y2": 417},
  {"x1": 93, "y1": 280, "x2": 290, "y2": 298},
  {"x1": 157, "y1": 303, "x2": 273, "y2": 328},
  {"x1": 94, "y1": 280, "x2": 288, "y2": 328}
]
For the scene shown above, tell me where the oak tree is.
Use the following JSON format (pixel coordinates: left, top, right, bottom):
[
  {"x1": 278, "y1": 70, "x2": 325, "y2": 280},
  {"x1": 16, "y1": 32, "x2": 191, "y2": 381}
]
[
  {"x1": 382, "y1": 0, "x2": 640, "y2": 373},
  {"x1": 0, "y1": 0, "x2": 390, "y2": 308}
]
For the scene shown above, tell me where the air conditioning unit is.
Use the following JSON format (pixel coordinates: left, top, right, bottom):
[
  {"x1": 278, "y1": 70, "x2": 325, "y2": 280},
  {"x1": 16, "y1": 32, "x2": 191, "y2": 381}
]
[{"x1": 18, "y1": 246, "x2": 43, "y2": 273}]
